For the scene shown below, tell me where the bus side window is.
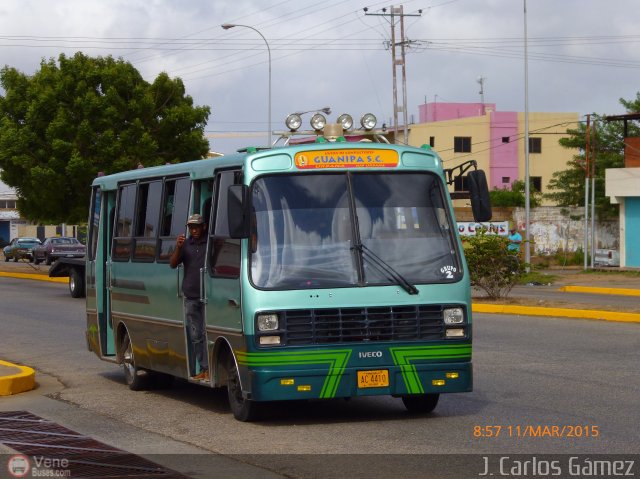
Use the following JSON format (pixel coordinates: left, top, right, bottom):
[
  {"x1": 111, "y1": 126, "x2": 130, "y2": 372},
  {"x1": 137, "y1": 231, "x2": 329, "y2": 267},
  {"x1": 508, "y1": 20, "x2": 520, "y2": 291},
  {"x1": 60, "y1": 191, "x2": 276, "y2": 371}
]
[
  {"x1": 88, "y1": 187, "x2": 101, "y2": 261},
  {"x1": 209, "y1": 170, "x2": 241, "y2": 277},
  {"x1": 133, "y1": 180, "x2": 162, "y2": 262},
  {"x1": 194, "y1": 180, "x2": 213, "y2": 221},
  {"x1": 158, "y1": 177, "x2": 191, "y2": 262},
  {"x1": 112, "y1": 183, "x2": 137, "y2": 261}
]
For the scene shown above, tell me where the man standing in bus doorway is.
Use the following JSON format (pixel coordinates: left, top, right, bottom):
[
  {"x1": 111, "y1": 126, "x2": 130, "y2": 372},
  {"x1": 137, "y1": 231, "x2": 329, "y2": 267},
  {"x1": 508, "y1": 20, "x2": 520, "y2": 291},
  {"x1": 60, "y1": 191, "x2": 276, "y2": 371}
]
[{"x1": 170, "y1": 213, "x2": 209, "y2": 381}]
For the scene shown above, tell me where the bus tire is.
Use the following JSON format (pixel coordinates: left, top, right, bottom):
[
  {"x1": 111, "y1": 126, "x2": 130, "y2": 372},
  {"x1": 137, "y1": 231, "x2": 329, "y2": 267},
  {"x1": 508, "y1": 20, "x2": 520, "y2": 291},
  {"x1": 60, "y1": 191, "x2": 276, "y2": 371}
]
[
  {"x1": 401, "y1": 393, "x2": 439, "y2": 414},
  {"x1": 122, "y1": 330, "x2": 146, "y2": 391},
  {"x1": 225, "y1": 354, "x2": 261, "y2": 422},
  {"x1": 69, "y1": 268, "x2": 85, "y2": 298}
]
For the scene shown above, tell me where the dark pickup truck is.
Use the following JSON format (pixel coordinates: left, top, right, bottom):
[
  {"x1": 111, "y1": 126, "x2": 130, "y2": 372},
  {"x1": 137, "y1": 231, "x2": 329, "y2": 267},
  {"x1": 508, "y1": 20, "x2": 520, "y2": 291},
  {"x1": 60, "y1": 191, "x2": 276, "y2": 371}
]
[{"x1": 48, "y1": 257, "x2": 85, "y2": 298}]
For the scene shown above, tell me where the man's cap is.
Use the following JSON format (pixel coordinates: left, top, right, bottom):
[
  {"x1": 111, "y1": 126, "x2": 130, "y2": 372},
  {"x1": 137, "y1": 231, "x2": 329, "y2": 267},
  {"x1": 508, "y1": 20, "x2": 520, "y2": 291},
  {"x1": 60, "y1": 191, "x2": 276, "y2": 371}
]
[{"x1": 186, "y1": 213, "x2": 205, "y2": 226}]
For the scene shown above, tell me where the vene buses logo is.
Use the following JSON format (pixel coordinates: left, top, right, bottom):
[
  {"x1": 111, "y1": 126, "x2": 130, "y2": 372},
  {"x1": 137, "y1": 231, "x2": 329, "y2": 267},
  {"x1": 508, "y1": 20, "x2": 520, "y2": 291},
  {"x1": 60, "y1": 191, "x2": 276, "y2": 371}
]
[{"x1": 7, "y1": 454, "x2": 30, "y2": 478}]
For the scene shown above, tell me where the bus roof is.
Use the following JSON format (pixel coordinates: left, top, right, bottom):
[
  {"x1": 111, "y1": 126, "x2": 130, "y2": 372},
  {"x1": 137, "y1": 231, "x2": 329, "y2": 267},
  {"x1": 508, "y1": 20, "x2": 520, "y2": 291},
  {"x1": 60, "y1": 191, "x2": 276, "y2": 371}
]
[{"x1": 91, "y1": 142, "x2": 442, "y2": 190}]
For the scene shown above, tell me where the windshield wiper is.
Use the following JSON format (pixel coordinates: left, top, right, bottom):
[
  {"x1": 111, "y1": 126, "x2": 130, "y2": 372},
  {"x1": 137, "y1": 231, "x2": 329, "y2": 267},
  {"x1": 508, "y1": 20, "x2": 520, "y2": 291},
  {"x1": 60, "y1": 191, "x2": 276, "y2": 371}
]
[{"x1": 351, "y1": 242, "x2": 419, "y2": 295}]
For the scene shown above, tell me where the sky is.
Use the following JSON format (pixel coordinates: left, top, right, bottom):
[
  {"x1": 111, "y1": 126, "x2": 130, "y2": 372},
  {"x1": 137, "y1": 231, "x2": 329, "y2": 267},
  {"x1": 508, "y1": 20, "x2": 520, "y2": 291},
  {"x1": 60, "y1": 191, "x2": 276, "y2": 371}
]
[{"x1": 0, "y1": 0, "x2": 638, "y2": 155}]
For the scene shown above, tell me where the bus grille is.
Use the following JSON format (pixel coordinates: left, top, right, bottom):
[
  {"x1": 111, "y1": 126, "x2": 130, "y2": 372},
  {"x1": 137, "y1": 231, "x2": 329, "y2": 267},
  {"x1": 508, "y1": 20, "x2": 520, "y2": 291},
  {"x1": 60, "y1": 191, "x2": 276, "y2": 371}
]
[{"x1": 275, "y1": 305, "x2": 449, "y2": 345}]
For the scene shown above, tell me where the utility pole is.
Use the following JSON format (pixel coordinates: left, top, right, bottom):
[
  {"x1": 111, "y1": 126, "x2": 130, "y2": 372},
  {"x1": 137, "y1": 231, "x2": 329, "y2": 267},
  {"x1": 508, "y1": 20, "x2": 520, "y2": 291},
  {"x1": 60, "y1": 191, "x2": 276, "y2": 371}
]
[
  {"x1": 584, "y1": 114, "x2": 590, "y2": 270},
  {"x1": 365, "y1": 5, "x2": 422, "y2": 145},
  {"x1": 477, "y1": 76, "x2": 486, "y2": 115},
  {"x1": 590, "y1": 118, "x2": 597, "y2": 268}
]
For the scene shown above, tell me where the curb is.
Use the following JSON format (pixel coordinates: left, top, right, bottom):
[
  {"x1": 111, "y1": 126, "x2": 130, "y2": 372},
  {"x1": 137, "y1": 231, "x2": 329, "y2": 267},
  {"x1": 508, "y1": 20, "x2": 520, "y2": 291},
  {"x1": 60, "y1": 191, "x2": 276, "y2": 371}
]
[
  {"x1": 0, "y1": 271, "x2": 66, "y2": 283},
  {"x1": 0, "y1": 360, "x2": 36, "y2": 396},
  {"x1": 473, "y1": 303, "x2": 640, "y2": 323},
  {"x1": 559, "y1": 285, "x2": 640, "y2": 297}
]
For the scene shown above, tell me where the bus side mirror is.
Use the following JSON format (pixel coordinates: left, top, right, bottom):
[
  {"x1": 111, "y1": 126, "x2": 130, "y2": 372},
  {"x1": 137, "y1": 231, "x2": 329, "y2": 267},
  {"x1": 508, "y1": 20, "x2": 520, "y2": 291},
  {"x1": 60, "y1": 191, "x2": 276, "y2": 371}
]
[
  {"x1": 467, "y1": 170, "x2": 492, "y2": 222},
  {"x1": 227, "y1": 185, "x2": 250, "y2": 239}
]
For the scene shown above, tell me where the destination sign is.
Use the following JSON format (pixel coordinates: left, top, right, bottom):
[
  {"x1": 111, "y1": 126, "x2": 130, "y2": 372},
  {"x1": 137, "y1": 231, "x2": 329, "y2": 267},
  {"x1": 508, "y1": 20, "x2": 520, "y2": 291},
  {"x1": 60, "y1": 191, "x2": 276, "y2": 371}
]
[{"x1": 294, "y1": 149, "x2": 399, "y2": 169}]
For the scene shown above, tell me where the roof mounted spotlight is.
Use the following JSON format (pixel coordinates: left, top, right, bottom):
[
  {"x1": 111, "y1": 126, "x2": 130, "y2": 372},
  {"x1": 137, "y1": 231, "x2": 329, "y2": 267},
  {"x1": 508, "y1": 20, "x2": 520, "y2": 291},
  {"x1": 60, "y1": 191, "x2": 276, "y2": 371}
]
[
  {"x1": 285, "y1": 113, "x2": 302, "y2": 131},
  {"x1": 360, "y1": 113, "x2": 377, "y2": 130},
  {"x1": 337, "y1": 113, "x2": 354, "y2": 131},
  {"x1": 310, "y1": 113, "x2": 327, "y2": 131}
]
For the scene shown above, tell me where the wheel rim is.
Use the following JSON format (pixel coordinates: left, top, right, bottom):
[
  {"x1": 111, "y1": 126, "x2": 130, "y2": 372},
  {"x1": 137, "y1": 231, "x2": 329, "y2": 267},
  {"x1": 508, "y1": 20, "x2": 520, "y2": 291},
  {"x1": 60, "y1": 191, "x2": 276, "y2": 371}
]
[{"x1": 69, "y1": 275, "x2": 76, "y2": 292}]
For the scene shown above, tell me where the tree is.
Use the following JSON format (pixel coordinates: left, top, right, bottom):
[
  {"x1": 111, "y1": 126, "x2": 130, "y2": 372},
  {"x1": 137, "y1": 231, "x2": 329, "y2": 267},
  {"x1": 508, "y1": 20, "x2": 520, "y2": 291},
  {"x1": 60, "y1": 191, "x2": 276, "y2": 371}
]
[
  {"x1": 489, "y1": 179, "x2": 541, "y2": 207},
  {"x1": 0, "y1": 52, "x2": 211, "y2": 224},
  {"x1": 464, "y1": 230, "x2": 525, "y2": 299},
  {"x1": 545, "y1": 93, "x2": 640, "y2": 218}
]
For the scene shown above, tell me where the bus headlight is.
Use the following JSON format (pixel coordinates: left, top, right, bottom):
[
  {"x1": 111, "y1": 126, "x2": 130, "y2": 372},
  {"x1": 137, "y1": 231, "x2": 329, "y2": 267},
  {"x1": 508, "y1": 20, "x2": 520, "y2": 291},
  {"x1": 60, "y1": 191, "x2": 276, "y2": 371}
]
[
  {"x1": 443, "y1": 307, "x2": 464, "y2": 324},
  {"x1": 285, "y1": 113, "x2": 302, "y2": 131},
  {"x1": 337, "y1": 113, "x2": 354, "y2": 131},
  {"x1": 360, "y1": 113, "x2": 377, "y2": 130},
  {"x1": 257, "y1": 313, "x2": 279, "y2": 331},
  {"x1": 310, "y1": 113, "x2": 326, "y2": 131}
]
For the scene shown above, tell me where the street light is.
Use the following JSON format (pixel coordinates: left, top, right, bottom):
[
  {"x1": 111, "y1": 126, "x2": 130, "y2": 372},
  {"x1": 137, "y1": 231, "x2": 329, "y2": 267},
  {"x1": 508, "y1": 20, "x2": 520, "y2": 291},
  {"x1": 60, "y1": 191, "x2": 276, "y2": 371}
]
[
  {"x1": 523, "y1": 0, "x2": 531, "y2": 269},
  {"x1": 222, "y1": 23, "x2": 271, "y2": 148},
  {"x1": 294, "y1": 107, "x2": 331, "y2": 116}
]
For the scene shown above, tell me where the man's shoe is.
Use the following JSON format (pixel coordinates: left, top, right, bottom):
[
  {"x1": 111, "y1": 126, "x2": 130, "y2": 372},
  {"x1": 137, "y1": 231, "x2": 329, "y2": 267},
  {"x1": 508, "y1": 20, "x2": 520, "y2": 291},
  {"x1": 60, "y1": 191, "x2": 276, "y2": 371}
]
[{"x1": 191, "y1": 370, "x2": 209, "y2": 381}]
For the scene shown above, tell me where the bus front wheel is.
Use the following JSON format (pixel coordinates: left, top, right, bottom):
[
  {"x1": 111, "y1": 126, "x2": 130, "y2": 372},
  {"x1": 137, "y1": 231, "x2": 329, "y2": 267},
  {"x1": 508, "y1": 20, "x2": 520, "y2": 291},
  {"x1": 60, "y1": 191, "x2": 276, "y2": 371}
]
[
  {"x1": 402, "y1": 393, "x2": 440, "y2": 414},
  {"x1": 122, "y1": 330, "x2": 145, "y2": 391},
  {"x1": 69, "y1": 268, "x2": 85, "y2": 298},
  {"x1": 225, "y1": 355, "x2": 261, "y2": 422}
]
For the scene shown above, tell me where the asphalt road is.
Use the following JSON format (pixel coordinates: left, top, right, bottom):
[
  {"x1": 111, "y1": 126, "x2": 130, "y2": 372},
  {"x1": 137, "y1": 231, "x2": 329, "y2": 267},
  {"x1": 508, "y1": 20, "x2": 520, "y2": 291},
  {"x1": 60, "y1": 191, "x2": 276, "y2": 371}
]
[{"x1": 0, "y1": 277, "x2": 638, "y2": 478}]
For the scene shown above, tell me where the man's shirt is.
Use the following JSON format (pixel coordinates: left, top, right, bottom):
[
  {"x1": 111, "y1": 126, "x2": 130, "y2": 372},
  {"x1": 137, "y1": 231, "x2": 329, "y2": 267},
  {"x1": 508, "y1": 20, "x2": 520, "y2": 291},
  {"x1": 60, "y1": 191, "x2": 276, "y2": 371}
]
[{"x1": 178, "y1": 236, "x2": 207, "y2": 299}]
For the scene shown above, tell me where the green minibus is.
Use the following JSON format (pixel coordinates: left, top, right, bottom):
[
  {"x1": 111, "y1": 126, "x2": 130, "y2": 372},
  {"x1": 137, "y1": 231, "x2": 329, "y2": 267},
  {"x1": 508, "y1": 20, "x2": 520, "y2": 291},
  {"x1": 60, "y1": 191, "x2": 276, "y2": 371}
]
[{"x1": 85, "y1": 114, "x2": 491, "y2": 421}]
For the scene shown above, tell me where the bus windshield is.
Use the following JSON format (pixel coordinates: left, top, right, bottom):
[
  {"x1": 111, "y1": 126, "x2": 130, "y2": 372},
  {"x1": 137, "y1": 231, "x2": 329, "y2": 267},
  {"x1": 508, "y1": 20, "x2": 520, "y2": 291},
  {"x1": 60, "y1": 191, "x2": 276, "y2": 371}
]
[{"x1": 250, "y1": 172, "x2": 462, "y2": 290}]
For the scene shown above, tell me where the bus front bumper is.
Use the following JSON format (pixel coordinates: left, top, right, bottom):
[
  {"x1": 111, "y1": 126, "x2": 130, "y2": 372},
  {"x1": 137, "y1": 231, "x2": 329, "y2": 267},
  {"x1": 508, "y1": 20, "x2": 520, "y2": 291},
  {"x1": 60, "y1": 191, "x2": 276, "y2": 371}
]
[{"x1": 242, "y1": 361, "x2": 472, "y2": 402}]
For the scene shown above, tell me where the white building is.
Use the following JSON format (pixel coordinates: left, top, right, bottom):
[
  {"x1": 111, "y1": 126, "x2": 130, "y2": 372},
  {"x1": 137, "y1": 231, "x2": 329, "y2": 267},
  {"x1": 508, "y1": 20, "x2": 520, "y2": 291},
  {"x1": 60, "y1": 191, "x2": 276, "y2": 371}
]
[{"x1": 0, "y1": 179, "x2": 20, "y2": 245}]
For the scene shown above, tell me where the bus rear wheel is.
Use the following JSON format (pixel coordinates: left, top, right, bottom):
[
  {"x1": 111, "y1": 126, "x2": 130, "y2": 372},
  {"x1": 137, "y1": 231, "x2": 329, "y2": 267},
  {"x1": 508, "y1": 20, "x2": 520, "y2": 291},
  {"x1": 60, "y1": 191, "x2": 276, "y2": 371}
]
[
  {"x1": 122, "y1": 330, "x2": 146, "y2": 391},
  {"x1": 225, "y1": 355, "x2": 261, "y2": 422},
  {"x1": 402, "y1": 393, "x2": 440, "y2": 414}
]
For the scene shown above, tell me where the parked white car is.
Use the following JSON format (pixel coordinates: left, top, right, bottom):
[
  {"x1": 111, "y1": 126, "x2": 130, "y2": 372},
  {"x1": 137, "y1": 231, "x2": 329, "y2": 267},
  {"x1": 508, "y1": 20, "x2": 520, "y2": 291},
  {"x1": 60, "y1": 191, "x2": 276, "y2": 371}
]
[{"x1": 594, "y1": 249, "x2": 620, "y2": 267}]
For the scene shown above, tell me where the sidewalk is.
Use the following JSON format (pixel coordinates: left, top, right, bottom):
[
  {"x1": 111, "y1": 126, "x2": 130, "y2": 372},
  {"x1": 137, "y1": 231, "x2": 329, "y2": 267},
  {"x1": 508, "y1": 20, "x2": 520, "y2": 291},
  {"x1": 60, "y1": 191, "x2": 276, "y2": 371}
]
[{"x1": 472, "y1": 267, "x2": 640, "y2": 322}]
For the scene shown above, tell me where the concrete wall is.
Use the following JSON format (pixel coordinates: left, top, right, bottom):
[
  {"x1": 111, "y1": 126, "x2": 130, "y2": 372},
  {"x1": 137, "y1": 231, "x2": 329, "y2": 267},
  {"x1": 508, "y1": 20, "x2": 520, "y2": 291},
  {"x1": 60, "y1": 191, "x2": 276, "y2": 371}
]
[
  {"x1": 511, "y1": 207, "x2": 618, "y2": 254},
  {"x1": 18, "y1": 224, "x2": 79, "y2": 240},
  {"x1": 455, "y1": 206, "x2": 619, "y2": 255}
]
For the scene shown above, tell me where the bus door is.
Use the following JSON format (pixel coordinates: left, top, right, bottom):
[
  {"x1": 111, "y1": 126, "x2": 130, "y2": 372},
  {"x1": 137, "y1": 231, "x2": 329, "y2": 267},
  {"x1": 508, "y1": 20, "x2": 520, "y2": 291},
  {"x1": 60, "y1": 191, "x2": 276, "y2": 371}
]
[
  {"x1": 181, "y1": 179, "x2": 214, "y2": 376},
  {"x1": 87, "y1": 186, "x2": 116, "y2": 357},
  {"x1": 204, "y1": 170, "x2": 243, "y2": 334},
  {"x1": 155, "y1": 176, "x2": 192, "y2": 376}
]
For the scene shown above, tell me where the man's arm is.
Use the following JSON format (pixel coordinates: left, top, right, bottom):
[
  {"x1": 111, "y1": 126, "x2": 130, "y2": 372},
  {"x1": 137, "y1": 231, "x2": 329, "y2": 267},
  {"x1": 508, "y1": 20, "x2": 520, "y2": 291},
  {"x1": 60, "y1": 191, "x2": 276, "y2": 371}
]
[{"x1": 169, "y1": 234, "x2": 185, "y2": 269}]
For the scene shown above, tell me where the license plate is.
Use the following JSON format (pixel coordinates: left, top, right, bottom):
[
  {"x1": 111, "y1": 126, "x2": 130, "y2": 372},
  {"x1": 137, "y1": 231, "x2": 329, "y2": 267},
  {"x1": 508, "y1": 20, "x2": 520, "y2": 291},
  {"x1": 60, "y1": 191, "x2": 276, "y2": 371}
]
[{"x1": 357, "y1": 369, "x2": 389, "y2": 388}]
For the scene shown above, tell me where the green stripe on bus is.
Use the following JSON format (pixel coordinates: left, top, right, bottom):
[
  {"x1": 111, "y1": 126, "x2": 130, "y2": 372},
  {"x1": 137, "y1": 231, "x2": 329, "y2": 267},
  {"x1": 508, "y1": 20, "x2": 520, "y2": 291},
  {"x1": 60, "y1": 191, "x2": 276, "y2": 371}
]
[
  {"x1": 390, "y1": 344, "x2": 471, "y2": 394},
  {"x1": 235, "y1": 349, "x2": 352, "y2": 399}
]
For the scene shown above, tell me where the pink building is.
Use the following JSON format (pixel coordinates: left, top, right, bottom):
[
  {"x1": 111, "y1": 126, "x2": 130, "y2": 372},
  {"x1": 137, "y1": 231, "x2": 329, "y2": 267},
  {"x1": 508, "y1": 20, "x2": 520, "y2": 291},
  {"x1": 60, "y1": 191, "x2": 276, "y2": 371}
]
[
  {"x1": 418, "y1": 102, "x2": 536, "y2": 188},
  {"x1": 419, "y1": 102, "x2": 495, "y2": 123}
]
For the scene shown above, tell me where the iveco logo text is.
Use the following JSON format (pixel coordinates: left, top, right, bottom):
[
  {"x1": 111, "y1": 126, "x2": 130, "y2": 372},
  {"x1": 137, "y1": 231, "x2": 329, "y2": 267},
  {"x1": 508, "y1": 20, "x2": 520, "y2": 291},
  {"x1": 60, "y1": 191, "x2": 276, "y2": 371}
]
[{"x1": 358, "y1": 351, "x2": 383, "y2": 358}]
